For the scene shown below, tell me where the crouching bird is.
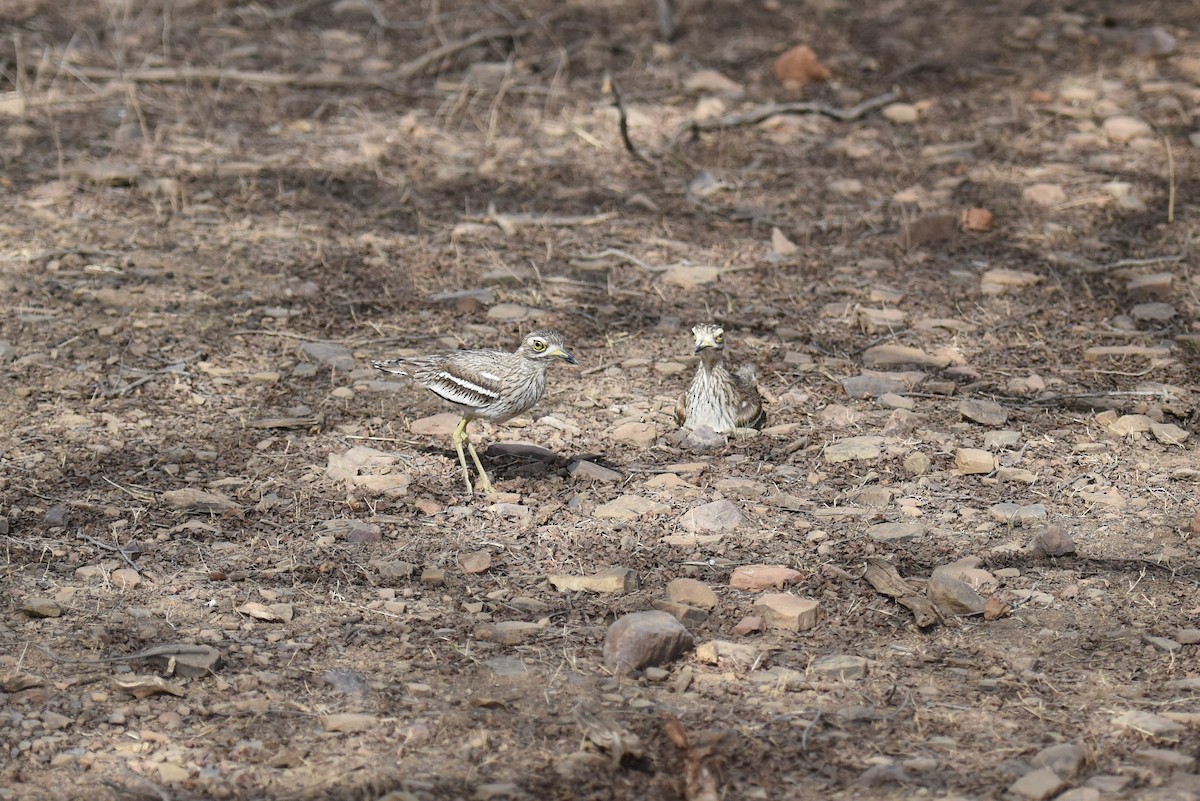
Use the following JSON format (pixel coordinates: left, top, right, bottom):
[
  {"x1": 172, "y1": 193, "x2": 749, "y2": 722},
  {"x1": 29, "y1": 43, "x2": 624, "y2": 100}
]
[
  {"x1": 676, "y1": 323, "x2": 766, "y2": 434},
  {"x1": 373, "y1": 330, "x2": 578, "y2": 494}
]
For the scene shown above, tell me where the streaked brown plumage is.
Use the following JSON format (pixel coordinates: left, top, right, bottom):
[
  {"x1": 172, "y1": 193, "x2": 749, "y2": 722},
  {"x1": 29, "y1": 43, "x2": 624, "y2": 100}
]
[
  {"x1": 373, "y1": 330, "x2": 578, "y2": 494},
  {"x1": 675, "y1": 323, "x2": 766, "y2": 433}
]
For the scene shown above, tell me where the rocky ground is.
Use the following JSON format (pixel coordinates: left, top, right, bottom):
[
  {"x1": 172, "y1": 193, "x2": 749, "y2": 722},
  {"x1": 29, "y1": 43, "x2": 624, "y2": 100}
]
[{"x1": 2, "y1": 0, "x2": 1200, "y2": 799}]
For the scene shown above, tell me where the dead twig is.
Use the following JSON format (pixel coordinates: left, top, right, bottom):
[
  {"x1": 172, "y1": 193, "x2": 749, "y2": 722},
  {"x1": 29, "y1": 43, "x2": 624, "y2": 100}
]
[
  {"x1": 662, "y1": 90, "x2": 899, "y2": 151},
  {"x1": 603, "y1": 74, "x2": 650, "y2": 164},
  {"x1": 76, "y1": 530, "x2": 141, "y2": 573},
  {"x1": 1084, "y1": 254, "x2": 1185, "y2": 274}
]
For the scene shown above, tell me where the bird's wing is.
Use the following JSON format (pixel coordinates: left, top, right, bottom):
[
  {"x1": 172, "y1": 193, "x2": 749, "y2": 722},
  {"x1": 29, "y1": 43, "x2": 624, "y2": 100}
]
[
  {"x1": 415, "y1": 353, "x2": 507, "y2": 408},
  {"x1": 732, "y1": 367, "x2": 767, "y2": 429}
]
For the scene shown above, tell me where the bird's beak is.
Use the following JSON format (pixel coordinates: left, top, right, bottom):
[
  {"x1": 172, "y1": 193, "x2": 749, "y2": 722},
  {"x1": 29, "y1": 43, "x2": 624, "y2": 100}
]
[
  {"x1": 549, "y1": 346, "x2": 578, "y2": 365},
  {"x1": 694, "y1": 335, "x2": 718, "y2": 353}
]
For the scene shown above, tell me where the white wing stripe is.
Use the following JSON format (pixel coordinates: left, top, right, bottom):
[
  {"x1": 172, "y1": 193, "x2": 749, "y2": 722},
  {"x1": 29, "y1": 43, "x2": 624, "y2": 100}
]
[{"x1": 427, "y1": 371, "x2": 502, "y2": 407}]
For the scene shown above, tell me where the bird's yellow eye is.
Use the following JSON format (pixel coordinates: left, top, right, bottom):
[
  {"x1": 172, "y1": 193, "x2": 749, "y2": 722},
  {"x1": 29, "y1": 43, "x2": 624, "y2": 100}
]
[
  {"x1": 531, "y1": 339, "x2": 547, "y2": 352},
  {"x1": 714, "y1": 331, "x2": 724, "y2": 343}
]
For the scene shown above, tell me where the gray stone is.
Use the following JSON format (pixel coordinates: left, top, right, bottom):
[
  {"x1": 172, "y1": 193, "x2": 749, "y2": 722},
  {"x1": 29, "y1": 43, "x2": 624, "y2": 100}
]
[
  {"x1": 928, "y1": 569, "x2": 986, "y2": 615},
  {"x1": 959, "y1": 399, "x2": 1009, "y2": 426},
  {"x1": 567, "y1": 460, "x2": 622, "y2": 482},
  {"x1": 1057, "y1": 789, "x2": 1100, "y2": 801},
  {"x1": 810, "y1": 654, "x2": 869, "y2": 680},
  {"x1": 683, "y1": 424, "x2": 726, "y2": 451},
  {"x1": 1130, "y1": 302, "x2": 1176, "y2": 322},
  {"x1": 299, "y1": 341, "x2": 355, "y2": 371},
  {"x1": 867, "y1": 522, "x2": 925, "y2": 543},
  {"x1": 603, "y1": 611, "x2": 693, "y2": 675},
  {"x1": 595, "y1": 495, "x2": 669, "y2": 521},
  {"x1": 1036, "y1": 526, "x2": 1076, "y2": 557},
  {"x1": 0, "y1": 340, "x2": 16, "y2": 362},
  {"x1": 21, "y1": 597, "x2": 64, "y2": 618},
  {"x1": 321, "y1": 669, "x2": 372, "y2": 694},
  {"x1": 1145, "y1": 635, "x2": 1182, "y2": 653},
  {"x1": 1031, "y1": 743, "x2": 1085, "y2": 778},
  {"x1": 1009, "y1": 768, "x2": 1066, "y2": 800},
  {"x1": 824, "y1": 436, "x2": 884, "y2": 463},
  {"x1": 679, "y1": 499, "x2": 744, "y2": 532},
  {"x1": 665, "y1": 578, "x2": 718, "y2": 610},
  {"x1": 1132, "y1": 748, "x2": 1194, "y2": 769},
  {"x1": 650, "y1": 600, "x2": 708, "y2": 625},
  {"x1": 841, "y1": 372, "x2": 905, "y2": 399},
  {"x1": 713, "y1": 478, "x2": 768, "y2": 498},
  {"x1": 43, "y1": 505, "x2": 70, "y2": 527}
]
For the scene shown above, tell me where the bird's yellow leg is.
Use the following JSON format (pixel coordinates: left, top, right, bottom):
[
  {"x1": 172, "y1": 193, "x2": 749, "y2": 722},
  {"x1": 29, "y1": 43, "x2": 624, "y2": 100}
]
[
  {"x1": 465, "y1": 439, "x2": 495, "y2": 494},
  {"x1": 451, "y1": 417, "x2": 474, "y2": 493}
]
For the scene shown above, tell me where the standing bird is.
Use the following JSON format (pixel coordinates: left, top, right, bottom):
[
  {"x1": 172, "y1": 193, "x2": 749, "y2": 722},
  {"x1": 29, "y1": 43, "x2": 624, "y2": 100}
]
[
  {"x1": 373, "y1": 330, "x2": 578, "y2": 494},
  {"x1": 675, "y1": 323, "x2": 766, "y2": 434}
]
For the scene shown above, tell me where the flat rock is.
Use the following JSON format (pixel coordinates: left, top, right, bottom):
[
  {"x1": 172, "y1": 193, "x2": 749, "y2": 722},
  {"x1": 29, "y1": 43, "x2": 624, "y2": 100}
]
[
  {"x1": 603, "y1": 611, "x2": 693, "y2": 676},
  {"x1": 861, "y1": 345, "x2": 949, "y2": 368},
  {"x1": 1031, "y1": 743, "x2": 1085, "y2": 778},
  {"x1": 161, "y1": 488, "x2": 240, "y2": 513},
  {"x1": 567, "y1": 460, "x2": 622, "y2": 482},
  {"x1": 1009, "y1": 767, "x2": 1066, "y2": 800},
  {"x1": 928, "y1": 569, "x2": 986, "y2": 615},
  {"x1": 981, "y1": 268, "x2": 1043, "y2": 296},
  {"x1": 1131, "y1": 301, "x2": 1176, "y2": 322},
  {"x1": 595, "y1": 495, "x2": 670, "y2": 521},
  {"x1": 1102, "y1": 115, "x2": 1151, "y2": 143},
  {"x1": 954, "y1": 448, "x2": 995, "y2": 474},
  {"x1": 661, "y1": 264, "x2": 721, "y2": 288},
  {"x1": 1112, "y1": 710, "x2": 1185, "y2": 738},
  {"x1": 1150, "y1": 422, "x2": 1190, "y2": 445},
  {"x1": 753, "y1": 593, "x2": 819, "y2": 631},
  {"x1": 1022, "y1": 183, "x2": 1067, "y2": 207},
  {"x1": 112, "y1": 568, "x2": 140, "y2": 589},
  {"x1": 610, "y1": 421, "x2": 657, "y2": 446},
  {"x1": 713, "y1": 478, "x2": 768, "y2": 498},
  {"x1": 683, "y1": 424, "x2": 727, "y2": 451},
  {"x1": 694, "y1": 639, "x2": 761, "y2": 667},
  {"x1": 842, "y1": 372, "x2": 907, "y2": 398},
  {"x1": 351, "y1": 474, "x2": 410, "y2": 497},
  {"x1": 410, "y1": 413, "x2": 462, "y2": 436},
  {"x1": 679, "y1": 499, "x2": 744, "y2": 532},
  {"x1": 666, "y1": 578, "x2": 718, "y2": 610},
  {"x1": 825, "y1": 435, "x2": 884, "y2": 463},
  {"x1": 730, "y1": 565, "x2": 802, "y2": 590},
  {"x1": 21, "y1": 597, "x2": 64, "y2": 618},
  {"x1": 903, "y1": 452, "x2": 931, "y2": 476},
  {"x1": 549, "y1": 567, "x2": 638, "y2": 595},
  {"x1": 299, "y1": 341, "x2": 355, "y2": 371},
  {"x1": 866, "y1": 522, "x2": 925, "y2": 543},
  {"x1": 320, "y1": 713, "x2": 380, "y2": 733},
  {"x1": 989, "y1": 502, "x2": 1046, "y2": 526},
  {"x1": 651, "y1": 600, "x2": 708, "y2": 625},
  {"x1": 476, "y1": 620, "x2": 546, "y2": 645},
  {"x1": 237, "y1": 601, "x2": 294, "y2": 622},
  {"x1": 733, "y1": 615, "x2": 764, "y2": 635},
  {"x1": 959, "y1": 399, "x2": 1008, "y2": 426},
  {"x1": 1132, "y1": 748, "x2": 1194, "y2": 769},
  {"x1": 1035, "y1": 525, "x2": 1076, "y2": 557},
  {"x1": 810, "y1": 654, "x2": 869, "y2": 680},
  {"x1": 459, "y1": 550, "x2": 493, "y2": 574},
  {"x1": 1144, "y1": 635, "x2": 1181, "y2": 653},
  {"x1": 321, "y1": 669, "x2": 372, "y2": 695}
]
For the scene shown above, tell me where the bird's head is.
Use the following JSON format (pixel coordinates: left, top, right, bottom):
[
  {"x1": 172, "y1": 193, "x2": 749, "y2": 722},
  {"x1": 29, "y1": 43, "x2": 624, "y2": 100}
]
[
  {"x1": 519, "y1": 330, "x2": 578, "y2": 365},
  {"x1": 692, "y1": 323, "x2": 726, "y2": 354}
]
